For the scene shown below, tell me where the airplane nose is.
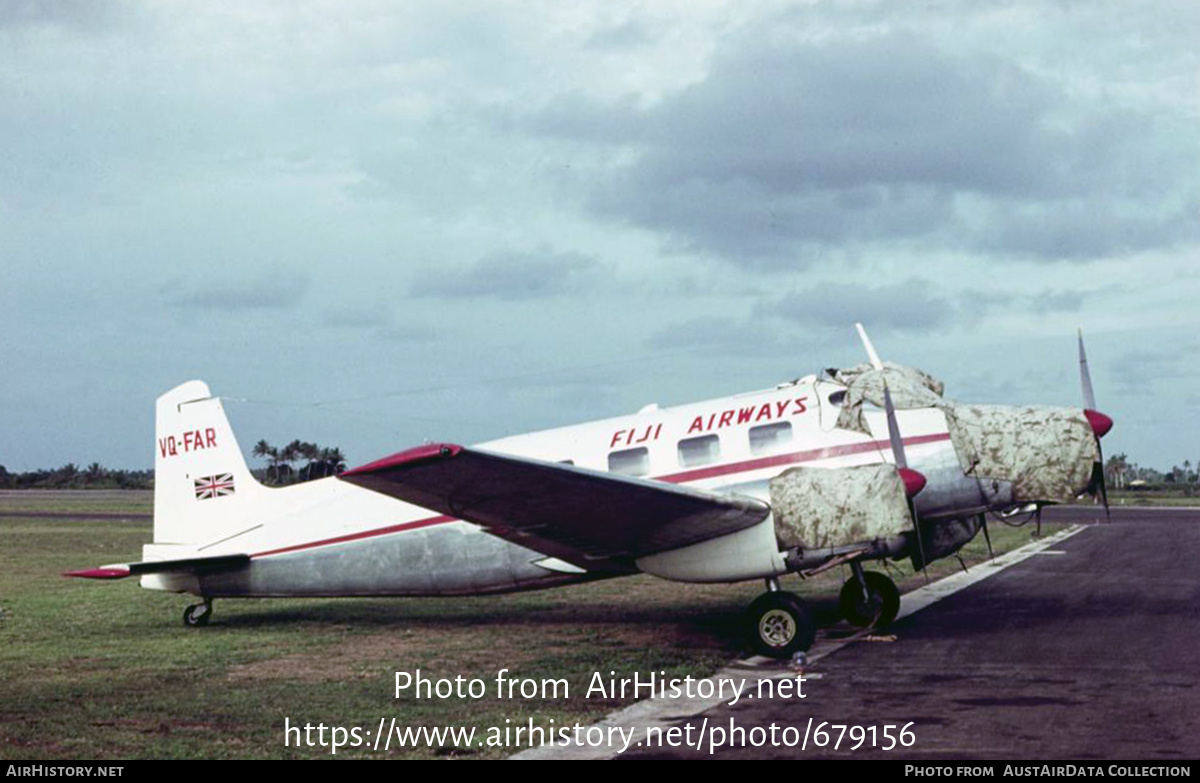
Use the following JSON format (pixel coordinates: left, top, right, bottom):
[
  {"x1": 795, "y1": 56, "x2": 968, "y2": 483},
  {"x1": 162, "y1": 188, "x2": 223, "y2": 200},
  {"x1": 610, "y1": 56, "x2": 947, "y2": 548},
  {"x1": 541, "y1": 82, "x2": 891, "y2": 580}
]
[{"x1": 1084, "y1": 409, "x2": 1113, "y2": 439}]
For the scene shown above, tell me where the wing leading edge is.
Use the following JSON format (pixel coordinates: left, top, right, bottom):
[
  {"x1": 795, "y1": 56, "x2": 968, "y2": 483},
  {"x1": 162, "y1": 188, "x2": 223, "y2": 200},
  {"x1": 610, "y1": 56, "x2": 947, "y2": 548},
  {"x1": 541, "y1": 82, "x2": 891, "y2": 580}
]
[{"x1": 341, "y1": 444, "x2": 770, "y2": 569}]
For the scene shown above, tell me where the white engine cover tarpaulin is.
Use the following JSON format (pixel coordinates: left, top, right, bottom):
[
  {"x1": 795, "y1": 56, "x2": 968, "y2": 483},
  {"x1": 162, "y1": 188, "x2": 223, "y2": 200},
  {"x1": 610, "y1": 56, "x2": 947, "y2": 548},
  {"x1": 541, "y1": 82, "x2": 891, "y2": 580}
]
[
  {"x1": 832, "y1": 362, "x2": 946, "y2": 435},
  {"x1": 769, "y1": 464, "x2": 913, "y2": 550},
  {"x1": 942, "y1": 404, "x2": 1098, "y2": 502}
]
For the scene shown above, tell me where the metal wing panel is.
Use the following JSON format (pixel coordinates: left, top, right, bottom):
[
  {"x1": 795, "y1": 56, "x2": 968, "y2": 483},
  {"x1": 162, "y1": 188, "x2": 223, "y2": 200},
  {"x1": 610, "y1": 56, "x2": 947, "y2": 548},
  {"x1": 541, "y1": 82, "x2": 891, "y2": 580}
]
[{"x1": 341, "y1": 444, "x2": 770, "y2": 566}]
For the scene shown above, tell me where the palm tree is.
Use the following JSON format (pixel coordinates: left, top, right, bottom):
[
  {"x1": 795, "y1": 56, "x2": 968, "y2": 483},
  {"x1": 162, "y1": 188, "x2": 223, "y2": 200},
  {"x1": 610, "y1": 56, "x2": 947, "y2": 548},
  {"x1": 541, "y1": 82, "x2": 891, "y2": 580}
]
[
  {"x1": 252, "y1": 439, "x2": 284, "y2": 484},
  {"x1": 85, "y1": 462, "x2": 106, "y2": 484},
  {"x1": 323, "y1": 447, "x2": 347, "y2": 476},
  {"x1": 1105, "y1": 452, "x2": 1129, "y2": 489}
]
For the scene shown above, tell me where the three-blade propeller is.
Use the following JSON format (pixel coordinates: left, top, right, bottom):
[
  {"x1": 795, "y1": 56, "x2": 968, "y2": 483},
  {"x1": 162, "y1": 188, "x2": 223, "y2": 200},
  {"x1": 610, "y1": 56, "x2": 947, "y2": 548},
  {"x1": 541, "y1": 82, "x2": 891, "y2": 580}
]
[{"x1": 855, "y1": 323, "x2": 929, "y2": 570}]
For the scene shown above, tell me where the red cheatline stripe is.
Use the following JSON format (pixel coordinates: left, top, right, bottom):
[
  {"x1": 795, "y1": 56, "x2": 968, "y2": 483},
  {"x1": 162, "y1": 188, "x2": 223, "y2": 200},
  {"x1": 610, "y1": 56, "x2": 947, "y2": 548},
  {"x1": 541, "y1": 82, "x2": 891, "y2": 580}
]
[
  {"x1": 252, "y1": 431, "x2": 952, "y2": 560},
  {"x1": 253, "y1": 515, "x2": 454, "y2": 559},
  {"x1": 657, "y1": 432, "x2": 950, "y2": 483}
]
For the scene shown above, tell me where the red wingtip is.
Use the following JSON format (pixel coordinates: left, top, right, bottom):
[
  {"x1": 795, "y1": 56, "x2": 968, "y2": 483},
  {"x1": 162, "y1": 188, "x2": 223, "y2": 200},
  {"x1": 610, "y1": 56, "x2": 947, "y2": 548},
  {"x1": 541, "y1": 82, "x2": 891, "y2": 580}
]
[
  {"x1": 64, "y1": 567, "x2": 131, "y2": 580},
  {"x1": 898, "y1": 467, "x2": 927, "y2": 498},
  {"x1": 1084, "y1": 409, "x2": 1113, "y2": 439}
]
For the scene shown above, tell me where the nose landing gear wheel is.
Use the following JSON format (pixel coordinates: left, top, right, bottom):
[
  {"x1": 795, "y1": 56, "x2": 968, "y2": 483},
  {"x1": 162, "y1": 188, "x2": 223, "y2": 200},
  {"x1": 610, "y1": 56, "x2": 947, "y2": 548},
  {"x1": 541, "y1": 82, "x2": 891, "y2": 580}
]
[
  {"x1": 747, "y1": 591, "x2": 815, "y2": 658},
  {"x1": 183, "y1": 600, "x2": 212, "y2": 627},
  {"x1": 839, "y1": 571, "x2": 900, "y2": 628}
]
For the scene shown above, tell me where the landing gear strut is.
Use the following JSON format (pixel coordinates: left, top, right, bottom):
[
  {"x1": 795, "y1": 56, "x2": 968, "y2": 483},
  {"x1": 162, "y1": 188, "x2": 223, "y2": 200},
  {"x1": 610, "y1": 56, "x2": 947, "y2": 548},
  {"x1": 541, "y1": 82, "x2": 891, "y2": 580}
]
[
  {"x1": 746, "y1": 579, "x2": 816, "y2": 658},
  {"x1": 838, "y1": 563, "x2": 900, "y2": 628},
  {"x1": 183, "y1": 599, "x2": 213, "y2": 628}
]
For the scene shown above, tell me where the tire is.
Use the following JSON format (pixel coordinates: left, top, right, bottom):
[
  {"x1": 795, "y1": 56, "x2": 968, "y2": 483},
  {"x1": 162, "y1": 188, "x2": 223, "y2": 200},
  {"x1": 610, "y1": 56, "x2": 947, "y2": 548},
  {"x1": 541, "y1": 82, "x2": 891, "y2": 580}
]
[
  {"x1": 839, "y1": 571, "x2": 900, "y2": 628},
  {"x1": 747, "y1": 591, "x2": 816, "y2": 658},
  {"x1": 183, "y1": 602, "x2": 212, "y2": 628}
]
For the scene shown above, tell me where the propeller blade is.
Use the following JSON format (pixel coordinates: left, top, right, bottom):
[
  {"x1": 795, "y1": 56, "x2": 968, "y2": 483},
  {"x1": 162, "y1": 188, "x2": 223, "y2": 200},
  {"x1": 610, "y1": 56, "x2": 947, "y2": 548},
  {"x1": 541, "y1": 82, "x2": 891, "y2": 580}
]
[
  {"x1": 856, "y1": 322, "x2": 885, "y2": 371},
  {"x1": 1078, "y1": 328, "x2": 1097, "y2": 411},
  {"x1": 883, "y1": 382, "x2": 929, "y2": 577},
  {"x1": 1095, "y1": 440, "x2": 1111, "y2": 523},
  {"x1": 883, "y1": 383, "x2": 907, "y2": 470},
  {"x1": 1078, "y1": 329, "x2": 1112, "y2": 522}
]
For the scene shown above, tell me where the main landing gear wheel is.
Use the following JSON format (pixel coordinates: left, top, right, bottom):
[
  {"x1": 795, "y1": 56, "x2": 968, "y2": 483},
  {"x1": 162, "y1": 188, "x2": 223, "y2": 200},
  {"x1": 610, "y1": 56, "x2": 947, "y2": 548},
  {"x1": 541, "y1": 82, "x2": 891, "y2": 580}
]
[
  {"x1": 747, "y1": 591, "x2": 816, "y2": 658},
  {"x1": 839, "y1": 571, "x2": 900, "y2": 628},
  {"x1": 183, "y1": 600, "x2": 213, "y2": 628}
]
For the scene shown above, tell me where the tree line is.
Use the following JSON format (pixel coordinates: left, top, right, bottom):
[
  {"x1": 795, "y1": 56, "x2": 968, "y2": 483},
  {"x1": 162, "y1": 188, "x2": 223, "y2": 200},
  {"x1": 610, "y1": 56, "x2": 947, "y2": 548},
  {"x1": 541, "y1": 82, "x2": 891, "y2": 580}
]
[
  {"x1": 0, "y1": 463, "x2": 154, "y2": 489},
  {"x1": 1, "y1": 438, "x2": 348, "y2": 489},
  {"x1": 1106, "y1": 453, "x2": 1197, "y2": 491},
  {"x1": 251, "y1": 440, "x2": 347, "y2": 485}
]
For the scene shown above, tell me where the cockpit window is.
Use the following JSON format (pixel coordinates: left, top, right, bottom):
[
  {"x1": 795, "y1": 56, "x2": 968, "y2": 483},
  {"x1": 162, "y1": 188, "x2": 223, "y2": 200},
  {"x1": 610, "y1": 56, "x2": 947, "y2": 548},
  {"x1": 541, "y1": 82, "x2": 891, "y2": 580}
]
[{"x1": 827, "y1": 390, "x2": 847, "y2": 407}]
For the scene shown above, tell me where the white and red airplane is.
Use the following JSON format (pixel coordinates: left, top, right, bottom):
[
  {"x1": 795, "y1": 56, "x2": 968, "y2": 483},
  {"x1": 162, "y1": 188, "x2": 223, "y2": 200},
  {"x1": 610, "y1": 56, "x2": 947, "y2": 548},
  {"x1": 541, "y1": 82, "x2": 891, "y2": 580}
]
[{"x1": 67, "y1": 327, "x2": 1113, "y2": 658}]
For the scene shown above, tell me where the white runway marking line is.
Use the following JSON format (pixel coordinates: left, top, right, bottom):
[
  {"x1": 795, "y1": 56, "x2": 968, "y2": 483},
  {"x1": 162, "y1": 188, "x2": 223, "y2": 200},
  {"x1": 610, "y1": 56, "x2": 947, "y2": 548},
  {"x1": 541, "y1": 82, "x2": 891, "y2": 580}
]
[
  {"x1": 511, "y1": 524, "x2": 1086, "y2": 761},
  {"x1": 895, "y1": 525, "x2": 1083, "y2": 620}
]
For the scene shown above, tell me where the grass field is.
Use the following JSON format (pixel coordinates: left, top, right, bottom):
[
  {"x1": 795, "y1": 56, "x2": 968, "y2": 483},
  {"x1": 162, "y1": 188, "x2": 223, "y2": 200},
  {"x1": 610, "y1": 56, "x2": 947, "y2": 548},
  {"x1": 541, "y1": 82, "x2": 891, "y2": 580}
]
[
  {"x1": 0, "y1": 490, "x2": 1062, "y2": 760},
  {"x1": 1108, "y1": 490, "x2": 1200, "y2": 507}
]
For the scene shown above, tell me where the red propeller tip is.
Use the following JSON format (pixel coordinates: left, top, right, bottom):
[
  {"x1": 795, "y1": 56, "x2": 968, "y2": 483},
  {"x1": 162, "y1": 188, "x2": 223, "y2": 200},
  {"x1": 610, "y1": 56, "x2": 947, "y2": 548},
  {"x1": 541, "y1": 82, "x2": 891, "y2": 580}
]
[
  {"x1": 1084, "y1": 409, "x2": 1113, "y2": 438},
  {"x1": 898, "y1": 467, "x2": 927, "y2": 498}
]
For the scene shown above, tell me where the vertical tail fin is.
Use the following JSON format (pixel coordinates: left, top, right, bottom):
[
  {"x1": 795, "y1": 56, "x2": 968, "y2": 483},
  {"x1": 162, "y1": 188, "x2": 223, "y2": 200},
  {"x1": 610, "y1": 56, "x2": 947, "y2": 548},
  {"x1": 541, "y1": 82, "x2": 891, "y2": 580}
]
[{"x1": 154, "y1": 381, "x2": 264, "y2": 546}]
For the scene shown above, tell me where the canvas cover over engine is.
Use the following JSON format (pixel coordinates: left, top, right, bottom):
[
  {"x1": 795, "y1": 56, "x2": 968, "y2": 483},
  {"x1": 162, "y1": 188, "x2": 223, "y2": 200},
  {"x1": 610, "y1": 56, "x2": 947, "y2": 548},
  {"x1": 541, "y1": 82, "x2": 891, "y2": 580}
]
[
  {"x1": 769, "y1": 464, "x2": 913, "y2": 550},
  {"x1": 830, "y1": 362, "x2": 1098, "y2": 506},
  {"x1": 831, "y1": 362, "x2": 945, "y2": 435},
  {"x1": 941, "y1": 404, "x2": 1098, "y2": 502}
]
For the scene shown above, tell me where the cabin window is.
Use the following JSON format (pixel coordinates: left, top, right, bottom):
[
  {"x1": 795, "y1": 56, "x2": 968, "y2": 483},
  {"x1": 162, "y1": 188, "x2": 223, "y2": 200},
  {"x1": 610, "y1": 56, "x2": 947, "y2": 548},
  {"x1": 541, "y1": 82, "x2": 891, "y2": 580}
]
[
  {"x1": 749, "y1": 421, "x2": 793, "y2": 456},
  {"x1": 608, "y1": 447, "x2": 650, "y2": 476},
  {"x1": 677, "y1": 434, "x2": 721, "y2": 468}
]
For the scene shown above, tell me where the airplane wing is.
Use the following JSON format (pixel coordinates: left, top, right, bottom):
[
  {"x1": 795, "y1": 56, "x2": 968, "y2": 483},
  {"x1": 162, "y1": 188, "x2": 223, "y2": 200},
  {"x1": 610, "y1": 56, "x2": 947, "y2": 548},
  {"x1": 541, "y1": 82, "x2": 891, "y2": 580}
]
[
  {"x1": 341, "y1": 444, "x2": 770, "y2": 570},
  {"x1": 64, "y1": 553, "x2": 250, "y2": 580}
]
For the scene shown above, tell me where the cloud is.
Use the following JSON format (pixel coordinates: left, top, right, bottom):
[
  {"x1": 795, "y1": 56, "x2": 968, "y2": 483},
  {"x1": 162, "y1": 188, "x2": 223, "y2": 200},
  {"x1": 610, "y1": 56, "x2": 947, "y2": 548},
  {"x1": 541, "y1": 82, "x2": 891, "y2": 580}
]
[
  {"x1": 585, "y1": 19, "x2": 654, "y2": 51},
  {"x1": 410, "y1": 247, "x2": 611, "y2": 299},
  {"x1": 646, "y1": 316, "x2": 794, "y2": 355},
  {"x1": 526, "y1": 26, "x2": 1200, "y2": 266},
  {"x1": 756, "y1": 278, "x2": 957, "y2": 333},
  {"x1": 1112, "y1": 346, "x2": 1200, "y2": 392},
  {"x1": 319, "y1": 302, "x2": 437, "y2": 342},
  {"x1": 0, "y1": 0, "x2": 123, "y2": 30},
  {"x1": 165, "y1": 267, "x2": 309, "y2": 311},
  {"x1": 1029, "y1": 289, "x2": 1085, "y2": 314}
]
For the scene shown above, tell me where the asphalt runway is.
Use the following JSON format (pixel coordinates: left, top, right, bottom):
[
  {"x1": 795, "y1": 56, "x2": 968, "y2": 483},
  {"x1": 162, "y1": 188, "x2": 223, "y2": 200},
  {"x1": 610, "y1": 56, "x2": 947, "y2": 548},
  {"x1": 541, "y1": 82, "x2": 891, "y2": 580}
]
[{"x1": 622, "y1": 506, "x2": 1200, "y2": 760}]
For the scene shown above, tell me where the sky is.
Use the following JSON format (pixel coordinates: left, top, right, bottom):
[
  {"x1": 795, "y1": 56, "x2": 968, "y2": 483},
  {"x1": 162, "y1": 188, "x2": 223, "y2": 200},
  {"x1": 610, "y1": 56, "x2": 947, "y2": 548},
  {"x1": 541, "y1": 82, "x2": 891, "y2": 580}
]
[{"x1": 2, "y1": 0, "x2": 1198, "y2": 473}]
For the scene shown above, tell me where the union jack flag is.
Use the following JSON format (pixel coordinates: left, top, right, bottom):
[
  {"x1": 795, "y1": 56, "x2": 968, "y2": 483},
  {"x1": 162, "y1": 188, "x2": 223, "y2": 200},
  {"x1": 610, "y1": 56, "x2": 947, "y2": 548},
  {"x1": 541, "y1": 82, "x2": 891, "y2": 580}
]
[{"x1": 194, "y1": 473, "x2": 235, "y2": 500}]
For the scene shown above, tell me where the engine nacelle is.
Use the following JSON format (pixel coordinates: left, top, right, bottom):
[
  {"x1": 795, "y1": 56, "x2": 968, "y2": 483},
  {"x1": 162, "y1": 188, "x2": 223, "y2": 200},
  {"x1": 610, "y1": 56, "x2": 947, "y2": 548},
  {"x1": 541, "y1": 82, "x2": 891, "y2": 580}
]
[
  {"x1": 636, "y1": 517, "x2": 786, "y2": 583},
  {"x1": 770, "y1": 464, "x2": 913, "y2": 550},
  {"x1": 943, "y1": 405, "x2": 1097, "y2": 504}
]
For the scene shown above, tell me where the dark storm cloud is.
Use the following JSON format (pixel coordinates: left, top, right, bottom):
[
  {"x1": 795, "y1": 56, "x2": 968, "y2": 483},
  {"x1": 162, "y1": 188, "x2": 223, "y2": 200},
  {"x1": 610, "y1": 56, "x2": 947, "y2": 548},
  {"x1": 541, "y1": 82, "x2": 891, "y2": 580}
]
[
  {"x1": 410, "y1": 248, "x2": 610, "y2": 300},
  {"x1": 528, "y1": 29, "x2": 1199, "y2": 266},
  {"x1": 165, "y1": 268, "x2": 309, "y2": 311}
]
